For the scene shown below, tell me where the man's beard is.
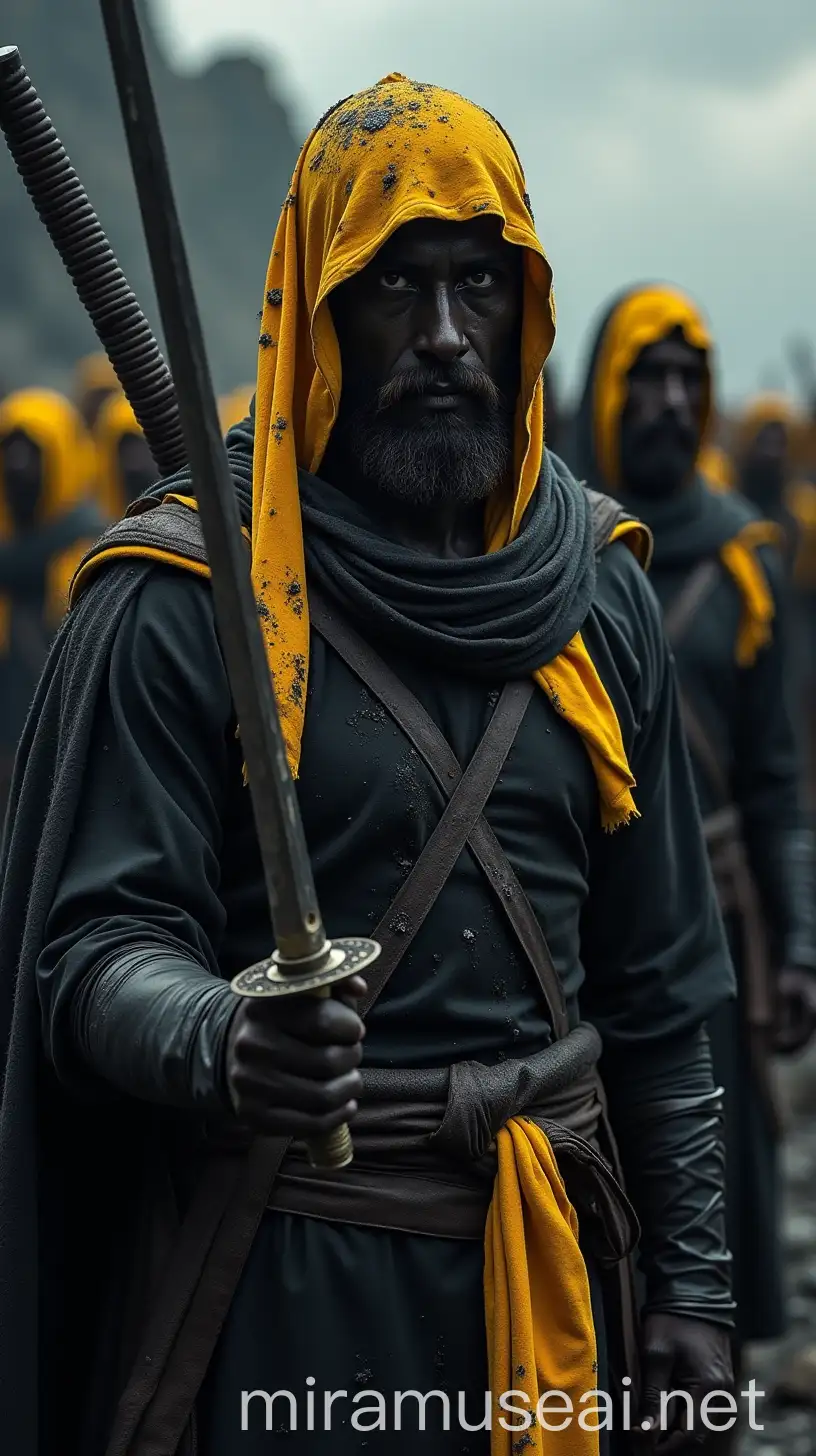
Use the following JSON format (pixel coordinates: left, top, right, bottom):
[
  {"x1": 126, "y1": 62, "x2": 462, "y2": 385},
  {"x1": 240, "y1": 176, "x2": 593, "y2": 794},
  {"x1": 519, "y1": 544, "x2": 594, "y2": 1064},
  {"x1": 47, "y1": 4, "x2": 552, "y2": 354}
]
[
  {"x1": 335, "y1": 364, "x2": 514, "y2": 506},
  {"x1": 619, "y1": 417, "x2": 700, "y2": 500}
]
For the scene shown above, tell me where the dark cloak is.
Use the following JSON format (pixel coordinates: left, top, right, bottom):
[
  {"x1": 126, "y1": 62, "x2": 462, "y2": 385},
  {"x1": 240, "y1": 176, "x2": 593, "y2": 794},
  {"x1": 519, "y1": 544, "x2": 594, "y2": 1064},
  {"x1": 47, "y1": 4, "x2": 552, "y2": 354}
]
[{"x1": 0, "y1": 416, "x2": 613, "y2": 1452}]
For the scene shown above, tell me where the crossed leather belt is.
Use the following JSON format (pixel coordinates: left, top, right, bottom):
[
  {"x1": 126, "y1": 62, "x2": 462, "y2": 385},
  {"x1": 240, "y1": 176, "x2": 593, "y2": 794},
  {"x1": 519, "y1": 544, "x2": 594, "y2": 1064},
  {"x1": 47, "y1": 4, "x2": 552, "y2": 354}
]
[{"x1": 269, "y1": 1022, "x2": 636, "y2": 1267}]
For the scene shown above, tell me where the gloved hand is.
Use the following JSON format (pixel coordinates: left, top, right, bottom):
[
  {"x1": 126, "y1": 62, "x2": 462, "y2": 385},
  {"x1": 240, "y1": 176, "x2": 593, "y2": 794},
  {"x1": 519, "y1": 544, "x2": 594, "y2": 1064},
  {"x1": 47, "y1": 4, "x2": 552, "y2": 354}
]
[
  {"x1": 772, "y1": 967, "x2": 816, "y2": 1054},
  {"x1": 636, "y1": 1313, "x2": 735, "y2": 1452},
  {"x1": 225, "y1": 974, "x2": 367, "y2": 1137}
]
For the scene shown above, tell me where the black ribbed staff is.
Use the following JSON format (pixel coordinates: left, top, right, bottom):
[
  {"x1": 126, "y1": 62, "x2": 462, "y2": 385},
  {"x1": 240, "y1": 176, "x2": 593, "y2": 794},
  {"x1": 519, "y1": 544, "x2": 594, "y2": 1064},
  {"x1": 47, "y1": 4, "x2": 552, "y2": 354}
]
[{"x1": 0, "y1": 44, "x2": 186, "y2": 476}]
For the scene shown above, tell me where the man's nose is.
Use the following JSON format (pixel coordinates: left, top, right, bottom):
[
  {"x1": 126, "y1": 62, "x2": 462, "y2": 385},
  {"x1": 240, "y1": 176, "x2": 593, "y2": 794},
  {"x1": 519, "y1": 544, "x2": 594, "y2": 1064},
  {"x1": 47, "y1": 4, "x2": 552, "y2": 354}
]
[
  {"x1": 414, "y1": 285, "x2": 469, "y2": 366},
  {"x1": 664, "y1": 370, "x2": 690, "y2": 416}
]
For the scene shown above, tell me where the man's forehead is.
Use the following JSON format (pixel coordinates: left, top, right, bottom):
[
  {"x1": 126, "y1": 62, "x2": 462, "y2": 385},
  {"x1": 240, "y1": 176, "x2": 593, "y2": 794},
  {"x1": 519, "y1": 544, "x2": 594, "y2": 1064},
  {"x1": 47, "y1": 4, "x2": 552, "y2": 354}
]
[
  {"x1": 373, "y1": 215, "x2": 512, "y2": 263},
  {"x1": 632, "y1": 331, "x2": 707, "y2": 371},
  {"x1": 1, "y1": 429, "x2": 40, "y2": 461}
]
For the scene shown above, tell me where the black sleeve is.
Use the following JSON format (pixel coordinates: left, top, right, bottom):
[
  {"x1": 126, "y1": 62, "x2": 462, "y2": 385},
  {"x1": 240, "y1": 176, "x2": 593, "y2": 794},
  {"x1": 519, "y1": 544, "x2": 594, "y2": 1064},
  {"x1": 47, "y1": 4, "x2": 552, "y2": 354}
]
[
  {"x1": 36, "y1": 568, "x2": 240, "y2": 1111},
  {"x1": 605, "y1": 1027, "x2": 734, "y2": 1325},
  {"x1": 580, "y1": 547, "x2": 735, "y2": 1050},
  {"x1": 580, "y1": 548, "x2": 735, "y2": 1324},
  {"x1": 732, "y1": 546, "x2": 816, "y2": 971}
]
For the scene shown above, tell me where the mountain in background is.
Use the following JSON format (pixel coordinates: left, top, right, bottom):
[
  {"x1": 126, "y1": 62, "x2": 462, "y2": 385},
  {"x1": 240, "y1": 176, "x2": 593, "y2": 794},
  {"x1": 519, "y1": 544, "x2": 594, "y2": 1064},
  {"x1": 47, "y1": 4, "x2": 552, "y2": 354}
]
[{"x1": 0, "y1": 0, "x2": 300, "y2": 395}]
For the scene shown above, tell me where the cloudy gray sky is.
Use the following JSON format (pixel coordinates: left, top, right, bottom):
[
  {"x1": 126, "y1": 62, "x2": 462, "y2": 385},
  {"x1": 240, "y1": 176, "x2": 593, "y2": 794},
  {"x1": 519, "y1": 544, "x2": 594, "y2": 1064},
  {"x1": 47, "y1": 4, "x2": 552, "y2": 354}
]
[{"x1": 158, "y1": 0, "x2": 816, "y2": 407}]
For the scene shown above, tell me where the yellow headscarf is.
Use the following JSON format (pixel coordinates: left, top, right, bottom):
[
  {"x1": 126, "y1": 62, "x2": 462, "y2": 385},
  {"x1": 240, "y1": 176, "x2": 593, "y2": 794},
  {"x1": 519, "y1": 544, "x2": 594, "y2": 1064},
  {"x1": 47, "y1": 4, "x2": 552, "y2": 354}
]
[
  {"x1": 0, "y1": 389, "x2": 96, "y2": 637},
  {"x1": 94, "y1": 391, "x2": 144, "y2": 520},
  {"x1": 592, "y1": 285, "x2": 713, "y2": 491},
  {"x1": 218, "y1": 385, "x2": 255, "y2": 434},
  {"x1": 252, "y1": 73, "x2": 641, "y2": 831}
]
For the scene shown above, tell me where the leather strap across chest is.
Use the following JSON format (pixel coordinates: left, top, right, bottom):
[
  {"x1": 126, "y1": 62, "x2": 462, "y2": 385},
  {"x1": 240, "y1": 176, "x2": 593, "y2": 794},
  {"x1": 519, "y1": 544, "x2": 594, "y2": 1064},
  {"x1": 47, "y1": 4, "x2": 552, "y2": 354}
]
[
  {"x1": 663, "y1": 558, "x2": 732, "y2": 805},
  {"x1": 309, "y1": 588, "x2": 570, "y2": 1038},
  {"x1": 100, "y1": 505, "x2": 615, "y2": 1454}
]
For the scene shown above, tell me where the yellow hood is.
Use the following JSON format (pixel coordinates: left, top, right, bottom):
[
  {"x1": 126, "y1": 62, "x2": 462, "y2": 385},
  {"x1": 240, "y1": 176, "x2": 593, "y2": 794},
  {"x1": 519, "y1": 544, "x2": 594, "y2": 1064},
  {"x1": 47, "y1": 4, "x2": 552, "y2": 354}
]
[
  {"x1": 0, "y1": 388, "x2": 91, "y2": 532},
  {"x1": 592, "y1": 284, "x2": 713, "y2": 490}
]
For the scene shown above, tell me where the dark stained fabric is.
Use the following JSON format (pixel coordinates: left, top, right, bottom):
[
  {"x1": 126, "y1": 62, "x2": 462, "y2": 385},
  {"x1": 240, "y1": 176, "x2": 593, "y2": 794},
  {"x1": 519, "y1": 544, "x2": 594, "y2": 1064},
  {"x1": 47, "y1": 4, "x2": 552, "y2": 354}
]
[
  {"x1": 0, "y1": 419, "x2": 733, "y2": 1452},
  {"x1": 36, "y1": 545, "x2": 728, "y2": 1449}
]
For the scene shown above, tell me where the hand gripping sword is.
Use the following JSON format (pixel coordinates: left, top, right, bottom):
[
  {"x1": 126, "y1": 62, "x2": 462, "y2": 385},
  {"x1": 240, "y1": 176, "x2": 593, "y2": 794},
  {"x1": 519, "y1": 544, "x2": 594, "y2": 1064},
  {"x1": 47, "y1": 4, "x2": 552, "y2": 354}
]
[{"x1": 0, "y1": 15, "x2": 380, "y2": 1168}]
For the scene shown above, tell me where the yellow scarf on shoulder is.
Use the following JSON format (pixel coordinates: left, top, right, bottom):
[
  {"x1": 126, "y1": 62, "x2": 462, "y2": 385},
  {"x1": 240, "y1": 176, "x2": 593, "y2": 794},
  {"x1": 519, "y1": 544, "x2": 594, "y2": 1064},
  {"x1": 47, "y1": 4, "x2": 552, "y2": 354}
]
[{"x1": 719, "y1": 519, "x2": 779, "y2": 666}]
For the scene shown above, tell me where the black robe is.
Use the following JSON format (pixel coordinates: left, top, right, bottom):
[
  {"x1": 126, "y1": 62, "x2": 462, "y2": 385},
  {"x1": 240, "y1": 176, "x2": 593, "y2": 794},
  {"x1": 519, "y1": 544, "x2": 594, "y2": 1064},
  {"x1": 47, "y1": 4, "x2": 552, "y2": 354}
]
[
  {"x1": 575, "y1": 304, "x2": 816, "y2": 1343},
  {"x1": 0, "y1": 449, "x2": 733, "y2": 1454}
]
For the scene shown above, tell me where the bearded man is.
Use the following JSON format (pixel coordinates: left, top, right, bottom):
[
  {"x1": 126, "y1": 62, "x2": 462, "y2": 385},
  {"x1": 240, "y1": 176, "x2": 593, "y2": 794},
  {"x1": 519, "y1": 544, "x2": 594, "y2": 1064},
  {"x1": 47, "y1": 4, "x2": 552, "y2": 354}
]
[
  {"x1": 0, "y1": 84, "x2": 735, "y2": 1456},
  {"x1": 576, "y1": 284, "x2": 816, "y2": 1442}
]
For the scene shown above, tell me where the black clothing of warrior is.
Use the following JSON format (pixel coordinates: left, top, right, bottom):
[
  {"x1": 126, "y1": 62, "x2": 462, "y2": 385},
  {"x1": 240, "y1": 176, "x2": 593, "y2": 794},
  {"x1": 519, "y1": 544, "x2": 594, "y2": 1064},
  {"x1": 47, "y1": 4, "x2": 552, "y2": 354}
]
[
  {"x1": 575, "y1": 281, "x2": 816, "y2": 1347},
  {"x1": 0, "y1": 81, "x2": 734, "y2": 1456},
  {"x1": 0, "y1": 388, "x2": 103, "y2": 814}
]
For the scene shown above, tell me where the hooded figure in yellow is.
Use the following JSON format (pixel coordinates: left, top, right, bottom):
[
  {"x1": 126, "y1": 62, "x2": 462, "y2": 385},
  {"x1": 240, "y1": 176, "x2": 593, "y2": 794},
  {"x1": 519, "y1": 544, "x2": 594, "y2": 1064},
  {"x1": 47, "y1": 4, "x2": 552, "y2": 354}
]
[
  {"x1": 576, "y1": 283, "x2": 816, "y2": 1380},
  {"x1": 0, "y1": 388, "x2": 103, "y2": 812},
  {"x1": 0, "y1": 81, "x2": 738, "y2": 1455},
  {"x1": 93, "y1": 391, "x2": 158, "y2": 520}
]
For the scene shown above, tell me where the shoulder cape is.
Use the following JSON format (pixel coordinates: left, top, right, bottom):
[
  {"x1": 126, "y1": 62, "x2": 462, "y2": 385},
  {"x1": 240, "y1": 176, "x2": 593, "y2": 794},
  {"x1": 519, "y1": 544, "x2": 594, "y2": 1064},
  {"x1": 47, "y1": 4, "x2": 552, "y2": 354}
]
[{"x1": 70, "y1": 482, "x2": 650, "y2": 602}]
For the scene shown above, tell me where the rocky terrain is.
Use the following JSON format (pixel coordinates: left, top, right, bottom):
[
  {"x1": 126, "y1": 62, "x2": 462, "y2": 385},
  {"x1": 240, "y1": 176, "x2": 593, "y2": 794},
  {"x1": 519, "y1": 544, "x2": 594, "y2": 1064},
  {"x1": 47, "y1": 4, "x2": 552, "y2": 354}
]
[
  {"x1": 742, "y1": 1052, "x2": 816, "y2": 1453},
  {"x1": 0, "y1": 0, "x2": 299, "y2": 393}
]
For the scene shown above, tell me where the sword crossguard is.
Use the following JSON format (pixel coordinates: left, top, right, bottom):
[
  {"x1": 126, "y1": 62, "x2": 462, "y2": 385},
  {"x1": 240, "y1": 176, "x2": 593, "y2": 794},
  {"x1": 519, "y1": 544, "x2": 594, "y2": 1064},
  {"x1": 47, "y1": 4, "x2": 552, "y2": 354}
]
[
  {"x1": 230, "y1": 937, "x2": 380, "y2": 1171},
  {"x1": 230, "y1": 936, "x2": 380, "y2": 999}
]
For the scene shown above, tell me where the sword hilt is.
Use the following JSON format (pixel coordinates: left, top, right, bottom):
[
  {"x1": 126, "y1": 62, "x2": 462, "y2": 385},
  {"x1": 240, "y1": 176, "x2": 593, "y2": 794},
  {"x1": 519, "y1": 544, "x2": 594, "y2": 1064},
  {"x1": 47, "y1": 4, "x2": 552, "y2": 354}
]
[
  {"x1": 0, "y1": 44, "x2": 187, "y2": 476},
  {"x1": 231, "y1": 936, "x2": 380, "y2": 1170}
]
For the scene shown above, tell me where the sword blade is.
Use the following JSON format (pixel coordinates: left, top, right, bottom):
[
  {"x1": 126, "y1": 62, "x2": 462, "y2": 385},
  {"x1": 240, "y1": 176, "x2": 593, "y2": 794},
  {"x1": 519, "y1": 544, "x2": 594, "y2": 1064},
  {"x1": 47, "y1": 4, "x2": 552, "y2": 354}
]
[{"x1": 98, "y1": 0, "x2": 323, "y2": 966}]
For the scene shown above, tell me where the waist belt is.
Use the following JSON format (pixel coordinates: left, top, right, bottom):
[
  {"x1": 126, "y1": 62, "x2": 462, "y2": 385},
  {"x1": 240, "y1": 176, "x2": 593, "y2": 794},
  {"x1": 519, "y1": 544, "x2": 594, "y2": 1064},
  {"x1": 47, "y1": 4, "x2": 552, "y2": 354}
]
[{"x1": 270, "y1": 1024, "x2": 637, "y2": 1266}]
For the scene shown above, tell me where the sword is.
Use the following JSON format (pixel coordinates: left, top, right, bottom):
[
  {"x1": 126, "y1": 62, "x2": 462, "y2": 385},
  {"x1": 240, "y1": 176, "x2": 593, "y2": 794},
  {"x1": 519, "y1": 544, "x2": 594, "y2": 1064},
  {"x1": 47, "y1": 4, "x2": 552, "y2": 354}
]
[{"x1": 94, "y1": 0, "x2": 380, "y2": 1168}]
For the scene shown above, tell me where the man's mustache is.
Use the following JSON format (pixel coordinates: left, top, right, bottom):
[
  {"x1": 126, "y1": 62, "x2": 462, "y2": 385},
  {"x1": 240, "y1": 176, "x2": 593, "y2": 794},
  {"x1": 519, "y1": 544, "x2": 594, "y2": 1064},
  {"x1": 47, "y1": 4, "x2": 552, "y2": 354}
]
[
  {"x1": 642, "y1": 413, "x2": 699, "y2": 451},
  {"x1": 375, "y1": 364, "x2": 506, "y2": 414}
]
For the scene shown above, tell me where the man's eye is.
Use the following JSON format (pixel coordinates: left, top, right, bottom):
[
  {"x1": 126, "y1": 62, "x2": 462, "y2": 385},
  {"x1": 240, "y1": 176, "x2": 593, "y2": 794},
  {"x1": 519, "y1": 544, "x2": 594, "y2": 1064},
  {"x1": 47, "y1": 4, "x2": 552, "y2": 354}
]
[
  {"x1": 461, "y1": 270, "x2": 495, "y2": 289},
  {"x1": 381, "y1": 272, "x2": 410, "y2": 290}
]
